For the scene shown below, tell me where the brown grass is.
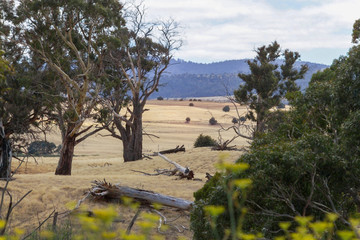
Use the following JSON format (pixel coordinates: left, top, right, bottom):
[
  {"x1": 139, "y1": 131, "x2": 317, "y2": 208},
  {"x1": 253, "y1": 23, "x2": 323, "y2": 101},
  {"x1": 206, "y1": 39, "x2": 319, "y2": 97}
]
[{"x1": 5, "y1": 100, "x2": 249, "y2": 238}]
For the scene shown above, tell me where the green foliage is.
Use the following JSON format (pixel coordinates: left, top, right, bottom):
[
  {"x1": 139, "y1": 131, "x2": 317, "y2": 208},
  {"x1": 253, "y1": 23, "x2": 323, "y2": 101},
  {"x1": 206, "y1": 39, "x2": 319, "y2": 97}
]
[
  {"x1": 234, "y1": 41, "x2": 308, "y2": 133},
  {"x1": 209, "y1": 117, "x2": 217, "y2": 125},
  {"x1": 222, "y1": 105, "x2": 230, "y2": 112},
  {"x1": 28, "y1": 141, "x2": 57, "y2": 156},
  {"x1": 191, "y1": 160, "x2": 253, "y2": 240},
  {"x1": 194, "y1": 134, "x2": 216, "y2": 148},
  {"x1": 0, "y1": 53, "x2": 60, "y2": 141},
  {"x1": 191, "y1": 37, "x2": 360, "y2": 239},
  {"x1": 0, "y1": 50, "x2": 10, "y2": 82},
  {"x1": 352, "y1": 18, "x2": 360, "y2": 44},
  {"x1": 264, "y1": 110, "x2": 288, "y2": 132},
  {"x1": 239, "y1": 116, "x2": 246, "y2": 122},
  {"x1": 191, "y1": 172, "x2": 228, "y2": 240},
  {"x1": 232, "y1": 117, "x2": 238, "y2": 124},
  {"x1": 157, "y1": 96, "x2": 164, "y2": 100}
]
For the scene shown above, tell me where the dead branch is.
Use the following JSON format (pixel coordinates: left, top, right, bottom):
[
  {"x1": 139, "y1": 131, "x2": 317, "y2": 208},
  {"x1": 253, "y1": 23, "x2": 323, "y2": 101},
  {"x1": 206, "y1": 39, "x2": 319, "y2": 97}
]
[
  {"x1": 131, "y1": 169, "x2": 166, "y2": 176},
  {"x1": 206, "y1": 173, "x2": 213, "y2": 182},
  {"x1": 126, "y1": 207, "x2": 142, "y2": 234},
  {"x1": 132, "y1": 169, "x2": 202, "y2": 181},
  {"x1": 22, "y1": 210, "x2": 56, "y2": 239},
  {"x1": 157, "y1": 145, "x2": 185, "y2": 155},
  {"x1": 1, "y1": 189, "x2": 32, "y2": 235},
  {"x1": 89, "y1": 180, "x2": 193, "y2": 210},
  {"x1": 142, "y1": 154, "x2": 153, "y2": 160},
  {"x1": 157, "y1": 153, "x2": 194, "y2": 180},
  {"x1": 74, "y1": 192, "x2": 91, "y2": 210}
]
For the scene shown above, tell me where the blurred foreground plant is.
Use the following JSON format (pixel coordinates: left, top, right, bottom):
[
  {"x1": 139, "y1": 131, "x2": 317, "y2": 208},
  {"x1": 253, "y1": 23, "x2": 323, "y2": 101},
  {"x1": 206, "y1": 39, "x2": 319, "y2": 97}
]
[{"x1": 191, "y1": 153, "x2": 360, "y2": 240}]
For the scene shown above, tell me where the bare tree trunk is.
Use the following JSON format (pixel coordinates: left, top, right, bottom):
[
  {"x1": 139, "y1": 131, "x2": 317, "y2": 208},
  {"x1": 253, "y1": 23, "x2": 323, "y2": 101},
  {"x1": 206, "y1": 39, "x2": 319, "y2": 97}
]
[
  {"x1": 55, "y1": 127, "x2": 76, "y2": 175},
  {"x1": 122, "y1": 103, "x2": 143, "y2": 162},
  {"x1": 0, "y1": 120, "x2": 11, "y2": 179}
]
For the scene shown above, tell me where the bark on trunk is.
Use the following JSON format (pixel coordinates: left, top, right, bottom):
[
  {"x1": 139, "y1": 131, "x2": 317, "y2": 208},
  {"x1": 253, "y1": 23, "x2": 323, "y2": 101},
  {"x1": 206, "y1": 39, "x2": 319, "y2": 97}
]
[
  {"x1": 0, "y1": 138, "x2": 11, "y2": 179},
  {"x1": 0, "y1": 120, "x2": 11, "y2": 179},
  {"x1": 55, "y1": 132, "x2": 76, "y2": 175},
  {"x1": 122, "y1": 101, "x2": 143, "y2": 162}
]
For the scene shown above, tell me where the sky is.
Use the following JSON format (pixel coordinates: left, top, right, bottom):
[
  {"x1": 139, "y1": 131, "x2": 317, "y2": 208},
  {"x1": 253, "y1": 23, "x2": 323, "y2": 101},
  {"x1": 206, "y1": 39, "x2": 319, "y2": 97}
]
[{"x1": 145, "y1": 0, "x2": 360, "y2": 65}]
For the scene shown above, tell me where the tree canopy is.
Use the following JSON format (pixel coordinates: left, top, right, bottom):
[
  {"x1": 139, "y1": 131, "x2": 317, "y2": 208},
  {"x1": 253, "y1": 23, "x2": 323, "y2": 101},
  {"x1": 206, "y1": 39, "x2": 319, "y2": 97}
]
[
  {"x1": 12, "y1": 0, "x2": 126, "y2": 175},
  {"x1": 191, "y1": 35, "x2": 360, "y2": 239},
  {"x1": 234, "y1": 41, "x2": 308, "y2": 134},
  {"x1": 95, "y1": 3, "x2": 182, "y2": 162}
]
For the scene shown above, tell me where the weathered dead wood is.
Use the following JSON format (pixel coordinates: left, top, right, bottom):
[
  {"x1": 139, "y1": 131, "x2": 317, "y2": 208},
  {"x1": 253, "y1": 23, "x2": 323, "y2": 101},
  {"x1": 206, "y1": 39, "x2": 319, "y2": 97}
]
[
  {"x1": 212, "y1": 140, "x2": 237, "y2": 151},
  {"x1": 89, "y1": 180, "x2": 193, "y2": 210},
  {"x1": 206, "y1": 173, "x2": 213, "y2": 182},
  {"x1": 158, "y1": 145, "x2": 185, "y2": 155},
  {"x1": 131, "y1": 169, "x2": 178, "y2": 176},
  {"x1": 157, "y1": 153, "x2": 194, "y2": 180},
  {"x1": 22, "y1": 210, "x2": 56, "y2": 239}
]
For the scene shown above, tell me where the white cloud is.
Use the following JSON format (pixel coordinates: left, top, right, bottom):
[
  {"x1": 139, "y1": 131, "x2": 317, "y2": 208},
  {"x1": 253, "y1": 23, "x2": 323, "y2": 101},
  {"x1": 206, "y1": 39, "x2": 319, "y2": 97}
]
[{"x1": 144, "y1": 0, "x2": 360, "y2": 64}]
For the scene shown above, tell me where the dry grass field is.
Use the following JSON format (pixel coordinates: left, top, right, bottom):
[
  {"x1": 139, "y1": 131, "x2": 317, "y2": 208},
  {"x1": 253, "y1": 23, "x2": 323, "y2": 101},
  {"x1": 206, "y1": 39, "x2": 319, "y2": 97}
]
[{"x1": 6, "y1": 100, "x2": 250, "y2": 239}]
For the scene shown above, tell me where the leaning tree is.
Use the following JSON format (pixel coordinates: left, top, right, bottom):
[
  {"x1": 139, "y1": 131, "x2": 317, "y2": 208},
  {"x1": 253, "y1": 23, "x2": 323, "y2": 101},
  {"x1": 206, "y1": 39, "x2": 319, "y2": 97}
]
[
  {"x1": 14, "y1": 0, "x2": 126, "y2": 175},
  {"x1": 234, "y1": 41, "x2": 308, "y2": 135},
  {"x1": 96, "y1": 4, "x2": 182, "y2": 162}
]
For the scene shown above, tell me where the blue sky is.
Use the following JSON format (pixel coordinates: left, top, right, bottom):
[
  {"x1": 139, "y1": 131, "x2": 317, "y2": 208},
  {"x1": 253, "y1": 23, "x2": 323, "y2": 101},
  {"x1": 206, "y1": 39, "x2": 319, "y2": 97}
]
[{"x1": 146, "y1": 0, "x2": 360, "y2": 65}]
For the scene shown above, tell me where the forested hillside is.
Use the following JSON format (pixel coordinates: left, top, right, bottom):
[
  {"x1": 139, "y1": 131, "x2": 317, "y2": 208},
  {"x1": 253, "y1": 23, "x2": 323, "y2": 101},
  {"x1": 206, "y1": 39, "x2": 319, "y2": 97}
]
[{"x1": 153, "y1": 59, "x2": 327, "y2": 98}]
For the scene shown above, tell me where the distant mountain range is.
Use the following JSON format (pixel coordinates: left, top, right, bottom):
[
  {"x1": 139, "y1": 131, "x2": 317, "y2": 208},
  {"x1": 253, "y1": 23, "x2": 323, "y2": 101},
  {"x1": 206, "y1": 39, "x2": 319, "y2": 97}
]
[{"x1": 151, "y1": 59, "x2": 328, "y2": 99}]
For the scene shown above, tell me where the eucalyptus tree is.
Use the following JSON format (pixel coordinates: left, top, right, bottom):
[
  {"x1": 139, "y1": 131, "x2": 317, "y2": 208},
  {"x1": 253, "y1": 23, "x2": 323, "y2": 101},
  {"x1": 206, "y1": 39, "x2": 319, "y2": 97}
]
[
  {"x1": 14, "y1": 0, "x2": 126, "y2": 175},
  {"x1": 234, "y1": 41, "x2": 308, "y2": 135},
  {"x1": 1, "y1": 1, "x2": 58, "y2": 179},
  {"x1": 96, "y1": 4, "x2": 182, "y2": 162},
  {"x1": 0, "y1": 37, "x2": 59, "y2": 180},
  {"x1": 352, "y1": 18, "x2": 360, "y2": 44},
  {"x1": 191, "y1": 29, "x2": 360, "y2": 240}
]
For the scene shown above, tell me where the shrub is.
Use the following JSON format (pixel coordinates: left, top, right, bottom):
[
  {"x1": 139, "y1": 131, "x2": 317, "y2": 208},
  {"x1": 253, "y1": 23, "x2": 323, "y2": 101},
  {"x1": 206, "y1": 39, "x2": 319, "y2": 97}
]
[
  {"x1": 194, "y1": 134, "x2": 216, "y2": 148},
  {"x1": 28, "y1": 141, "x2": 57, "y2": 156},
  {"x1": 189, "y1": 103, "x2": 194, "y2": 106},
  {"x1": 157, "y1": 96, "x2": 164, "y2": 100},
  {"x1": 55, "y1": 144, "x2": 62, "y2": 153},
  {"x1": 179, "y1": 98, "x2": 183, "y2": 101},
  {"x1": 209, "y1": 117, "x2": 217, "y2": 125},
  {"x1": 222, "y1": 105, "x2": 230, "y2": 112},
  {"x1": 239, "y1": 116, "x2": 246, "y2": 122},
  {"x1": 191, "y1": 131, "x2": 359, "y2": 239},
  {"x1": 232, "y1": 117, "x2": 238, "y2": 124},
  {"x1": 186, "y1": 117, "x2": 191, "y2": 123}
]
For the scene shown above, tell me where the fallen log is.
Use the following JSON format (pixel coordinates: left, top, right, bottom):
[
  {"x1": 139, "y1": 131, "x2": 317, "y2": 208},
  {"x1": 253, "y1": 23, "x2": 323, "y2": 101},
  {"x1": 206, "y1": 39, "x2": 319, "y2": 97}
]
[
  {"x1": 157, "y1": 153, "x2": 194, "y2": 180},
  {"x1": 158, "y1": 145, "x2": 185, "y2": 155},
  {"x1": 89, "y1": 180, "x2": 193, "y2": 210}
]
